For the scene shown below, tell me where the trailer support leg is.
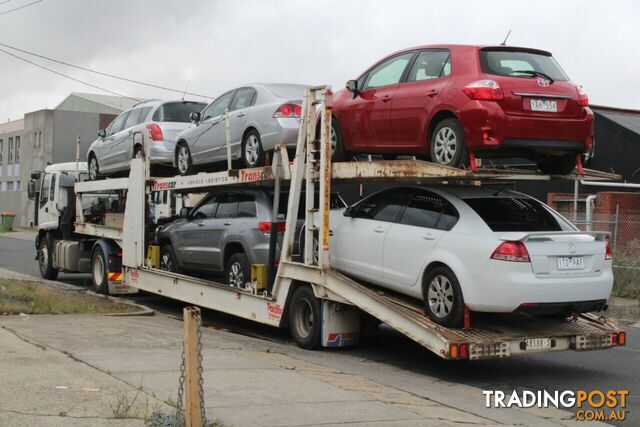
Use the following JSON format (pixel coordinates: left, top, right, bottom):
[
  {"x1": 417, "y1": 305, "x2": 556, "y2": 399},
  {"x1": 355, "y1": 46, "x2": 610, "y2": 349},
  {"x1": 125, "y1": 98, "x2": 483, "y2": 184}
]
[
  {"x1": 463, "y1": 306, "x2": 471, "y2": 330},
  {"x1": 576, "y1": 154, "x2": 584, "y2": 175}
]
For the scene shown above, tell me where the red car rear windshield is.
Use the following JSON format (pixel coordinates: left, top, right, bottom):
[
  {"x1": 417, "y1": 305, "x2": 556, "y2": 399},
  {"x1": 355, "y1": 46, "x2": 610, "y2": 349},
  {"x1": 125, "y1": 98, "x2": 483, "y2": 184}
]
[
  {"x1": 464, "y1": 197, "x2": 564, "y2": 232},
  {"x1": 479, "y1": 49, "x2": 569, "y2": 81}
]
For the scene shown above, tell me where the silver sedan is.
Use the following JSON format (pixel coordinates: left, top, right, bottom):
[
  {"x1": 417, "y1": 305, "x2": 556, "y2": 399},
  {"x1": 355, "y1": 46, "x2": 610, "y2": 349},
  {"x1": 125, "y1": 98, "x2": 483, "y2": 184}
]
[{"x1": 174, "y1": 83, "x2": 308, "y2": 174}]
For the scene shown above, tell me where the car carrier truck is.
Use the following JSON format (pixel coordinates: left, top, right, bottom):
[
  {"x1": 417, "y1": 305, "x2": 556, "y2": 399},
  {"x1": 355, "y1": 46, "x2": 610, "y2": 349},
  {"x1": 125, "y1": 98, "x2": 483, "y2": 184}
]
[{"x1": 27, "y1": 86, "x2": 626, "y2": 359}]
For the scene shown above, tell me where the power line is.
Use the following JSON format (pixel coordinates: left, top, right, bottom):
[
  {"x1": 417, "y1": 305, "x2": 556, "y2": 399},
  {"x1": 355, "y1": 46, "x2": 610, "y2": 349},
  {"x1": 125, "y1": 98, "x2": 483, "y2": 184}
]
[
  {"x1": 0, "y1": 1, "x2": 13, "y2": 6},
  {"x1": 0, "y1": 0, "x2": 42, "y2": 16},
  {"x1": 0, "y1": 41, "x2": 215, "y2": 99},
  {"x1": 0, "y1": 47, "x2": 142, "y2": 102}
]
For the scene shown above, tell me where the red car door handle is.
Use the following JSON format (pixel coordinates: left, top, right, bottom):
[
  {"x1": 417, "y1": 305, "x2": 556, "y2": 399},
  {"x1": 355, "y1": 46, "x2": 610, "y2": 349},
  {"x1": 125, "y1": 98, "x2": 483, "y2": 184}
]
[
  {"x1": 426, "y1": 90, "x2": 438, "y2": 97},
  {"x1": 381, "y1": 95, "x2": 392, "y2": 103}
]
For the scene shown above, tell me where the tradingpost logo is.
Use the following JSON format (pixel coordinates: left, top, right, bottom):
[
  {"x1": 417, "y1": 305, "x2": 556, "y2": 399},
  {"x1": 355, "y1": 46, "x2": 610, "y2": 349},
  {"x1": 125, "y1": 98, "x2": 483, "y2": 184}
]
[{"x1": 483, "y1": 389, "x2": 629, "y2": 421}]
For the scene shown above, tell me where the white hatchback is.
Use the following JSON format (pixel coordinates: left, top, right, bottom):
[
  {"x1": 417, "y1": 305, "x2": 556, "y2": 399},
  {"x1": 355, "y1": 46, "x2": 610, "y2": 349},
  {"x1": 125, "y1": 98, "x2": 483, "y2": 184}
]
[{"x1": 329, "y1": 186, "x2": 613, "y2": 326}]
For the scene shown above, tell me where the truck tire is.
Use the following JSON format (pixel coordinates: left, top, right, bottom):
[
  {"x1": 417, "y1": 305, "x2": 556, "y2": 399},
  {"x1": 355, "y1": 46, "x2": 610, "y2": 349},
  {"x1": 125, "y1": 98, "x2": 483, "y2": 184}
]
[
  {"x1": 91, "y1": 246, "x2": 109, "y2": 294},
  {"x1": 38, "y1": 234, "x2": 58, "y2": 280},
  {"x1": 226, "y1": 253, "x2": 250, "y2": 289},
  {"x1": 289, "y1": 285, "x2": 322, "y2": 349},
  {"x1": 423, "y1": 266, "x2": 465, "y2": 327}
]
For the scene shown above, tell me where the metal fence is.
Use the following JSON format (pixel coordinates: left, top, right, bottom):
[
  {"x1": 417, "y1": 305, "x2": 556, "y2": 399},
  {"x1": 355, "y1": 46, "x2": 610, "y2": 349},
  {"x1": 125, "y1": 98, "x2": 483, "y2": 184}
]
[{"x1": 557, "y1": 207, "x2": 640, "y2": 298}]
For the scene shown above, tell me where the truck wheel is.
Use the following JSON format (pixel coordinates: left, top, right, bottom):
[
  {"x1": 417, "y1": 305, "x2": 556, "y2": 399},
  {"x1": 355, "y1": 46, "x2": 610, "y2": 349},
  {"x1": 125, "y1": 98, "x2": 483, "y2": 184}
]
[
  {"x1": 38, "y1": 234, "x2": 58, "y2": 280},
  {"x1": 289, "y1": 285, "x2": 321, "y2": 349},
  {"x1": 91, "y1": 246, "x2": 109, "y2": 294},
  {"x1": 226, "y1": 253, "x2": 250, "y2": 289},
  {"x1": 423, "y1": 266, "x2": 464, "y2": 327},
  {"x1": 160, "y1": 244, "x2": 181, "y2": 273}
]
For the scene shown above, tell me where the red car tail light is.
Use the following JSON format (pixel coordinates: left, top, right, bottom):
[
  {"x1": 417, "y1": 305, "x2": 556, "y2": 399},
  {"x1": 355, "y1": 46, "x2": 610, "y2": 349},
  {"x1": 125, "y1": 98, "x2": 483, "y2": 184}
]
[
  {"x1": 605, "y1": 239, "x2": 613, "y2": 260},
  {"x1": 273, "y1": 103, "x2": 302, "y2": 118},
  {"x1": 491, "y1": 241, "x2": 530, "y2": 262},
  {"x1": 258, "y1": 222, "x2": 286, "y2": 233},
  {"x1": 462, "y1": 80, "x2": 503, "y2": 101},
  {"x1": 146, "y1": 123, "x2": 164, "y2": 141},
  {"x1": 577, "y1": 86, "x2": 589, "y2": 106}
]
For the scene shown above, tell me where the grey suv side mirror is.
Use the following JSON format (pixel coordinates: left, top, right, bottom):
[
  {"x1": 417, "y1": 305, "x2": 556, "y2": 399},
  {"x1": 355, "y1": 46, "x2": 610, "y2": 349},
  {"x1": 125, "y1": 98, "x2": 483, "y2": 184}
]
[
  {"x1": 179, "y1": 207, "x2": 190, "y2": 218},
  {"x1": 97, "y1": 129, "x2": 106, "y2": 138},
  {"x1": 190, "y1": 112, "x2": 201, "y2": 123}
]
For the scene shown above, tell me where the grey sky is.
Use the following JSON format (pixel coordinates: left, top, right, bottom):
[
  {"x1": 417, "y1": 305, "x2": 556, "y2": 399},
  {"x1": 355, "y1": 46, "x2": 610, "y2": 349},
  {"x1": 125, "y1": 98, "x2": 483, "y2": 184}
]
[{"x1": 0, "y1": 0, "x2": 638, "y2": 122}]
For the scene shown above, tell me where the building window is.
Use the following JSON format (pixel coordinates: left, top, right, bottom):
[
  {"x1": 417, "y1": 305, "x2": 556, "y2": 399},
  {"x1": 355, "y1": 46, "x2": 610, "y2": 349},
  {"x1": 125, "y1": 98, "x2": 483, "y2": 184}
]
[
  {"x1": 14, "y1": 181, "x2": 20, "y2": 191},
  {"x1": 39, "y1": 131, "x2": 42, "y2": 148},
  {"x1": 1, "y1": 182, "x2": 6, "y2": 191},
  {"x1": 0, "y1": 139, "x2": 3, "y2": 164},
  {"x1": 15, "y1": 136, "x2": 20, "y2": 163},
  {"x1": 7, "y1": 137, "x2": 12, "y2": 163},
  {"x1": 6, "y1": 181, "x2": 13, "y2": 191}
]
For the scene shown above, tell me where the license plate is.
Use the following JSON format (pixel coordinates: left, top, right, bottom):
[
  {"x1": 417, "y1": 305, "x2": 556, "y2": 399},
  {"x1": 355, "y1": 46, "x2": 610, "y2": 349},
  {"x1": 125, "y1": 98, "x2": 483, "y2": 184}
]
[
  {"x1": 557, "y1": 256, "x2": 584, "y2": 270},
  {"x1": 525, "y1": 338, "x2": 552, "y2": 351},
  {"x1": 530, "y1": 99, "x2": 557, "y2": 112}
]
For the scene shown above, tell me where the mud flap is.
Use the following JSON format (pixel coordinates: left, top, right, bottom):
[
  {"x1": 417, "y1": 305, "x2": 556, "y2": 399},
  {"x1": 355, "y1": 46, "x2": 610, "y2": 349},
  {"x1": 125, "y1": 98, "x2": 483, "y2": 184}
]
[{"x1": 321, "y1": 300, "x2": 361, "y2": 348}]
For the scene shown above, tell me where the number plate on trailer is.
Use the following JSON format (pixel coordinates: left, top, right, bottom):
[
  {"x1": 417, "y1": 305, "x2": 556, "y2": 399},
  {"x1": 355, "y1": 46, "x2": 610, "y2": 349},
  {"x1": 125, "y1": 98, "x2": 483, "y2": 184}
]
[
  {"x1": 557, "y1": 256, "x2": 584, "y2": 270},
  {"x1": 530, "y1": 99, "x2": 558, "y2": 112},
  {"x1": 525, "y1": 338, "x2": 552, "y2": 350}
]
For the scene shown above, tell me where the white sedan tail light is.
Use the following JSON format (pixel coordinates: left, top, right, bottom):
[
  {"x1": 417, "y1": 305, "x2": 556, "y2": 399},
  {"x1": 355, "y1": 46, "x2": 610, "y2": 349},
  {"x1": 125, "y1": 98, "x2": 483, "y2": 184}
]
[{"x1": 491, "y1": 241, "x2": 531, "y2": 262}]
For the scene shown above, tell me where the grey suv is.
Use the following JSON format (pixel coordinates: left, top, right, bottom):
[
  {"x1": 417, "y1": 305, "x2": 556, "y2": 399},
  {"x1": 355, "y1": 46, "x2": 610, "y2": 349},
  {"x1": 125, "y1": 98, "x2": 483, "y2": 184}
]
[{"x1": 156, "y1": 188, "x2": 346, "y2": 288}]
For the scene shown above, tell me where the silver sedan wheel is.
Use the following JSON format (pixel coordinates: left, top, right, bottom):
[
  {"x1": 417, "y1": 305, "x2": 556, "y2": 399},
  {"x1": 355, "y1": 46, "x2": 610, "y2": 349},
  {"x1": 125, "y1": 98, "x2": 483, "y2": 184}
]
[
  {"x1": 228, "y1": 261, "x2": 245, "y2": 288},
  {"x1": 433, "y1": 126, "x2": 457, "y2": 164},
  {"x1": 427, "y1": 275, "x2": 454, "y2": 319},
  {"x1": 244, "y1": 135, "x2": 260, "y2": 166},
  {"x1": 177, "y1": 146, "x2": 190, "y2": 174},
  {"x1": 89, "y1": 156, "x2": 98, "y2": 180}
]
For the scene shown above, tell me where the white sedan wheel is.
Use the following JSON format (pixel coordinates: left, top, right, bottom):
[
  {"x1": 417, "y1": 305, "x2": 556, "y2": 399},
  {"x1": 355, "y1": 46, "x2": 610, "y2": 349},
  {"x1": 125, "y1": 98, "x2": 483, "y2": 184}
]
[{"x1": 427, "y1": 274, "x2": 454, "y2": 319}]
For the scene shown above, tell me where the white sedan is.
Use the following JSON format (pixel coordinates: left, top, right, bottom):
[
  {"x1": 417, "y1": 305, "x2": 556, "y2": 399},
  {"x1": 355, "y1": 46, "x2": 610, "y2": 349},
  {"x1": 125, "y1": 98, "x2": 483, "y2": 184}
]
[{"x1": 327, "y1": 185, "x2": 613, "y2": 326}]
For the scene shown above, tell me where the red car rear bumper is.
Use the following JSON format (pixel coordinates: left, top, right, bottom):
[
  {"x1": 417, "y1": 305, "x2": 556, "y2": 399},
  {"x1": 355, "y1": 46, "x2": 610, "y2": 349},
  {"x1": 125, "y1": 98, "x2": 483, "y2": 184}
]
[{"x1": 457, "y1": 101, "x2": 594, "y2": 156}]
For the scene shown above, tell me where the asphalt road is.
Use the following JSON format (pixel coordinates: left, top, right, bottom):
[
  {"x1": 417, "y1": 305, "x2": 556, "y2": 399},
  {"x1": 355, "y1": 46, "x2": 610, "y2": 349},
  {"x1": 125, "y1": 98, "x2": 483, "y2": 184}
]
[{"x1": 1, "y1": 233, "x2": 638, "y2": 425}]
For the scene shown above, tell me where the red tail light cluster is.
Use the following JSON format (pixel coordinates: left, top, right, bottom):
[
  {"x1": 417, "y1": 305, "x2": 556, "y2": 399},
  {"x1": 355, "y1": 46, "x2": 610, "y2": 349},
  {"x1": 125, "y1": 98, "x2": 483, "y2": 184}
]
[
  {"x1": 605, "y1": 239, "x2": 613, "y2": 260},
  {"x1": 577, "y1": 86, "x2": 589, "y2": 107},
  {"x1": 273, "y1": 103, "x2": 302, "y2": 118},
  {"x1": 258, "y1": 222, "x2": 286, "y2": 233},
  {"x1": 147, "y1": 123, "x2": 164, "y2": 141},
  {"x1": 491, "y1": 241, "x2": 531, "y2": 262},
  {"x1": 462, "y1": 79, "x2": 504, "y2": 101}
]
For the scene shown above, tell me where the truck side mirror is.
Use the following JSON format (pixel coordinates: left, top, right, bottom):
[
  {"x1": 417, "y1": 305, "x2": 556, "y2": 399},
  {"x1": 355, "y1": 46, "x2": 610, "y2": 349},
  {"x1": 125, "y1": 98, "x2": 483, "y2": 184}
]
[
  {"x1": 97, "y1": 129, "x2": 107, "y2": 138},
  {"x1": 27, "y1": 179, "x2": 36, "y2": 200},
  {"x1": 179, "y1": 207, "x2": 190, "y2": 218},
  {"x1": 190, "y1": 112, "x2": 201, "y2": 123}
]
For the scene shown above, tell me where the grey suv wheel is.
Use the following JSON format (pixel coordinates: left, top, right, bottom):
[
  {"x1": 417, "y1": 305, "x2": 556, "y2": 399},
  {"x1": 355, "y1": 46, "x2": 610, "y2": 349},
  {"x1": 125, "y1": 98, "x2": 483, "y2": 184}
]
[{"x1": 226, "y1": 253, "x2": 250, "y2": 289}]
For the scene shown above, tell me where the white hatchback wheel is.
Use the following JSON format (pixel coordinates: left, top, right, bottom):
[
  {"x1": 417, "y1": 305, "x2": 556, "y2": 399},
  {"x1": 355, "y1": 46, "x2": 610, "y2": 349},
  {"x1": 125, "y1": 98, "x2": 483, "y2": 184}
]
[
  {"x1": 427, "y1": 274, "x2": 454, "y2": 319},
  {"x1": 89, "y1": 156, "x2": 99, "y2": 180},
  {"x1": 433, "y1": 127, "x2": 457, "y2": 164}
]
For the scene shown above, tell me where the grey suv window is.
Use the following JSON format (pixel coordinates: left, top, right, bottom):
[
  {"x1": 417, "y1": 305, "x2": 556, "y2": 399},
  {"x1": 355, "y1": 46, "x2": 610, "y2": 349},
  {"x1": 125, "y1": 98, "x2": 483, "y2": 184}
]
[
  {"x1": 237, "y1": 194, "x2": 257, "y2": 217},
  {"x1": 192, "y1": 195, "x2": 219, "y2": 219},
  {"x1": 216, "y1": 194, "x2": 240, "y2": 218},
  {"x1": 230, "y1": 88, "x2": 257, "y2": 111},
  {"x1": 400, "y1": 191, "x2": 458, "y2": 230},
  {"x1": 355, "y1": 190, "x2": 407, "y2": 222}
]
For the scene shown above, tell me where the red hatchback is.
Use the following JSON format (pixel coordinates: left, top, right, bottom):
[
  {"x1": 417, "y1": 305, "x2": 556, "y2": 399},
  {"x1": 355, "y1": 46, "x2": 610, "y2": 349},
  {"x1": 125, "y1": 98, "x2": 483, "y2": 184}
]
[{"x1": 329, "y1": 45, "x2": 593, "y2": 174}]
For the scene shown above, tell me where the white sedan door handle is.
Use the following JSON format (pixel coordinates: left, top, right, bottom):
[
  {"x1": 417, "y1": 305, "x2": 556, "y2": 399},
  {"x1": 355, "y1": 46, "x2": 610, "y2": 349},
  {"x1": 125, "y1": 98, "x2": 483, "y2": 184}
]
[
  {"x1": 373, "y1": 226, "x2": 385, "y2": 233},
  {"x1": 422, "y1": 233, "x2": 435, "y2": 240}
]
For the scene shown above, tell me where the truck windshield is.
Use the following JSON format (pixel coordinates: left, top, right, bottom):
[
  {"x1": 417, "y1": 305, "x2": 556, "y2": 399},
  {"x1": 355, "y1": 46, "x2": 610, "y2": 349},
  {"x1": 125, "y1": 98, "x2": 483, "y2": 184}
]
[{"x1": 479, "y1": 49, "x2": 569, "y2": 81}]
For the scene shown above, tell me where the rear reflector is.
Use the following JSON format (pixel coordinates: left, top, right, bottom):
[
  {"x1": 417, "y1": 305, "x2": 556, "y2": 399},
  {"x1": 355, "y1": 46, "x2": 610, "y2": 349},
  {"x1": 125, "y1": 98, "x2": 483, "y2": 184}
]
[
  {"x1": 147, "y1": 123, "x2": 164, "y2": 141},
  {"x1": 462, "y1": 79, "x2": 503, "y2": 101},
  {"x1": 605, "y1": 239, "x2": 613, "y2": 260},
  {"x1": 491, "y1": 241, "x2": 530, "y2": 262},
  {"x1": 273, "y1": 103, "x2": 302, "y2": 118},
  {"x1": 618, "y1": 331, "x2": 626, "y2": 346},
  {"x1": 258, "y1": 222, "x2": 286, "y2": 233}
]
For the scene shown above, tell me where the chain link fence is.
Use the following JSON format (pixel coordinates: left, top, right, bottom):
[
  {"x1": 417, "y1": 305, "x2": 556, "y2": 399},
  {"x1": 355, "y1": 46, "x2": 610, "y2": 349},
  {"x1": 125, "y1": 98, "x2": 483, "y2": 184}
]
[{"x1": 558, "y1": 207, "x2": 640, "y2": 299}]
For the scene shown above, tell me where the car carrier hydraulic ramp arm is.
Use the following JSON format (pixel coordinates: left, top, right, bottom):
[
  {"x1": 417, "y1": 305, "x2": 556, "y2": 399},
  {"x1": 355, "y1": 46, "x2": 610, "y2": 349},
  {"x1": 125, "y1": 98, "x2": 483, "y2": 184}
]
[{"x1": 72, "y1": 85, "x2": 625, "y2": 360}]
